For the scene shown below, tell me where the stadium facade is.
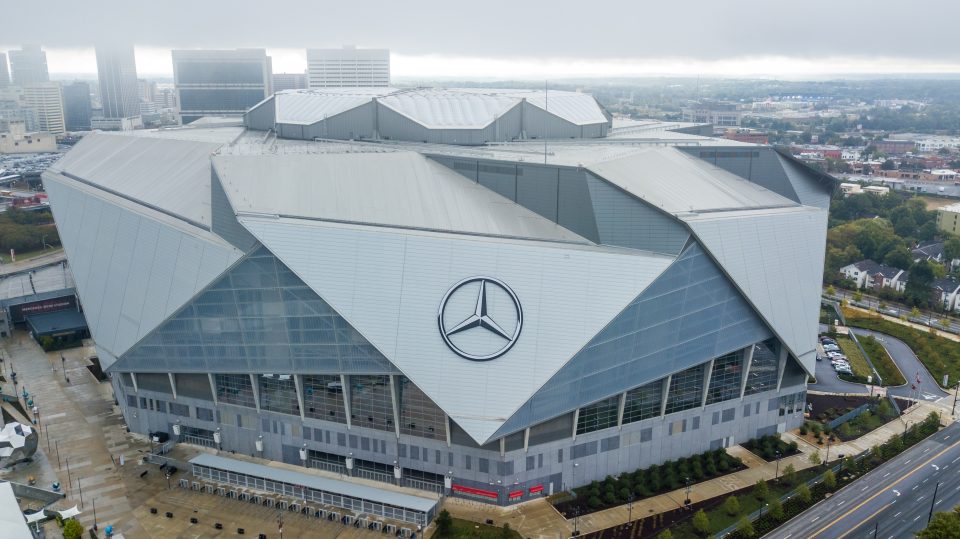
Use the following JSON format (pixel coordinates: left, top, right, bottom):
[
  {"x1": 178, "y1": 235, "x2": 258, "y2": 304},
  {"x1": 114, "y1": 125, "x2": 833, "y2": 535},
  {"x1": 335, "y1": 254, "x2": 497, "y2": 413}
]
[{"x1": 43, "y1": 88, "x2": 830, "y2": 512}]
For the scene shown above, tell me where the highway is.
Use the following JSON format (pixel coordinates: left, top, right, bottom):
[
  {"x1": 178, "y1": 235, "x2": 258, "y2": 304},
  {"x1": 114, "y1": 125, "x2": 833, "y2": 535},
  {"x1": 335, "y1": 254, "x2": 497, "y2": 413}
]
[{"x1": 765, "y1": 422, "x2": 960, "y2": 539}]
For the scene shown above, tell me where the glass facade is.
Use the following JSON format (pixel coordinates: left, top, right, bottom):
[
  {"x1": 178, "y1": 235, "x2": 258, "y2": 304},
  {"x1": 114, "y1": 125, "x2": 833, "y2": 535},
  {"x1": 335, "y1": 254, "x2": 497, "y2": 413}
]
[
  {"x1": 176, "y1": 62, "x2": 265, "y2": 85},
  {"x1": 258, "y1": 374, "x2": 299, "y2": 416},
  {"x1": 665, "y1": 364, "x2": 705, "y2": 415},
  {"x1": 745, "y1": 339, "x2": 779, "y2": 396},
  {"x1": 179, "y1": 89, "x2": 268, "y2": 113},
  {"x1": 706, "y1": 350, "x2": 744, "y2": 405},
  {"x1": 576, "y1": 395, "x2": 620, "y2": 435},
  {"x1": 622, "y1": 380, "x2": 662, "y2": 424},
  {"x1": 349, "y1": 375, "x2": 395, "y2": 433},
  {"x1": 120, "y1": 247, "x2": 396, "y2": 375},
  {"x1": 397, "y1": 376, "x2": 446, "y2": 441},
  {"x1": 302, "y1": 375, "x2": 347, "y2": 424},
  {"x1": 215, "y1": 374, "x2": 255, "y2": 408}
]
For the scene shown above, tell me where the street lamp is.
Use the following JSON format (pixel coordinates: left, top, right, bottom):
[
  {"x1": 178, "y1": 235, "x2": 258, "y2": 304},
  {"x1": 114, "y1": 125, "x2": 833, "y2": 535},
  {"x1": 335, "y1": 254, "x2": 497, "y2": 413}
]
[
  {"x1": 572, "y1": 462, "x2": 579, "y2": 493},
  {"x1": 775, "y1": 450, "x2": 782, "y2": 483},
  {"x1": 627, "y1": 493, "x2": 634, "y2": 524},
  {"x1": 684, "y1": 477, "x2": 692, "y2": 508},
  {"x1": 928, "y1": 482, "x2": 941, "y2": 524},
  {"x1": 255, "y1": 435, "x2": 264, "y2": 455},
  {"x1": 213, "y1": 428, "x2": 222, "y2": 451}
]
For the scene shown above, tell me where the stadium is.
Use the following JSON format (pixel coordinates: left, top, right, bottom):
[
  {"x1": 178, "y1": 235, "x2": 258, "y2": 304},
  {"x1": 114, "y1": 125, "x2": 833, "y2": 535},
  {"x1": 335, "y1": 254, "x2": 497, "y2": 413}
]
[{"x1": 42, "y1": 88, "x2": 830, "y2": 518}]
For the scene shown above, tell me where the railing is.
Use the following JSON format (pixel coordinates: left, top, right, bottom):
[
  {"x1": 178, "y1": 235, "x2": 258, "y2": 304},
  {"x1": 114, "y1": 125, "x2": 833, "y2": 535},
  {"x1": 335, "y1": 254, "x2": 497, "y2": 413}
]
[
  {"x1": 309, "y1": 459, "x2": 346, "y2": 475},
  {"x1": 180, "y1": 434, "x2": 216, "y2": 448},
  {"x1": 402, "y1": 477, "x2": 443, "y2": 494},
  {"x1": 353, "y1": 468, "x2": 394, "y2": 484}
]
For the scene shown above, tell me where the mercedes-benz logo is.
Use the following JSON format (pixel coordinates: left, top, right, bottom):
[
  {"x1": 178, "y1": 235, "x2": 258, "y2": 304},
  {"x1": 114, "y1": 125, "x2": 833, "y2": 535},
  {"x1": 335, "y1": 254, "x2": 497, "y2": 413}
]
[{"x1": 438, "y1": 276, "x2": 522, "y2": 361}]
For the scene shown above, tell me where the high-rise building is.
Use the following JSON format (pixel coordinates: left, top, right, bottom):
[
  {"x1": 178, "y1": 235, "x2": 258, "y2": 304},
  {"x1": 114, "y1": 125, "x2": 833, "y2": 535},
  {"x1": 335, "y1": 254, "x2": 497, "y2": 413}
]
[
  {"x1": 306, "y1": 46, "x2": 390, "y2": 88},
  {"x1": 153, "y1": 87, "x2": 177, "y2": 110},
  {"x1": 22, "y1": 82, "x2": 64, "y2": 135},
  {"x1": 8, "y1": 45, "x2": 49, "y2": 86},
  {"x1": 0, "y1": 53, "x2": 10, "y2": 88},
  {"x1": 44, "y1": 88, "x2": 828, "y2": 517},
  {"x1": 95, "y1": 45, "x2": 141, "y2": 121},
  {"x1": 0, "y1": 87, "x2": 38, "y2": 132},
  {"x1": 172, "y1": 49, "x2": 272, "y2": 124},
  {"x1": 138, "y1": 79, "x2": 156, "y2": 104},
  {"x1": 63, "y1": 82, "x2": 92, "y2": 131},
  {"x1": 271, "y1": 73, "x2": 307, "y2": 92}
]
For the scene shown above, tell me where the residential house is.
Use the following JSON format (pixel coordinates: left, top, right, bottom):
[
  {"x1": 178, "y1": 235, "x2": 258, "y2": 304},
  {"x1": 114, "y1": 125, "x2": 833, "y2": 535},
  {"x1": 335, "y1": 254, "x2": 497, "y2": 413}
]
[
  {"x1": 932, "y1": 278, "x2": 960, "y2": 311},
  {"x1": 912, "y1": 241, "x2": 960, "y2": 268},
  {"x1": 839, "y1": 260, "x2": 906, "y2": 291}
]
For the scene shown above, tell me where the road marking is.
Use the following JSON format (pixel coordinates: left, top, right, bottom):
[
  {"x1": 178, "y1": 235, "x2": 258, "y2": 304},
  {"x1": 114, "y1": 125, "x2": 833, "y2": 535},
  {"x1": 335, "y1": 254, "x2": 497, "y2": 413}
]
[
  {"x1": 946, "y1": 435, "x2": 951, "y2": 440},
  {"x1": 914, "y1": 515, "x2": 922, "y2": 521},
  {"x1": 913, "y1": 485, "x2": 919, "y2": 490},
  {"x1": 893, "y1": 489, "x2": 901, "y2": 497},
  {"x1": 812, "y1": 516, "x2": 821, "y2": 522},
  {"x1": 924, "y1": 448, "x2": 931, "y2": 453},
  {"x1": 953, "y1": 456, "x2": 960, "y2": 464},
  {"x1": 937, "y1": 499, "x2": 943, "y2": 505},
  {"x1": 861, "y1": 486, "x2": 869, "y2": 492},
  {"x1": 918, "y1": 496, "x2": 925, "y2": 501},
  {"x1": 884, "y1": 472, "x2": 891, "y2": 477},
  {"x1": 932, "y1": 464, "x2": 940, "y2": 471},
  {"x1": 894, "y1": 512, "x2": 902, "y2": 517},
  {"x1": 906, "y1": 459, "x2": 912, "y2": 464},
  {"x1": 839, "y1": 500, "x2": 845, "y2": 506},
  {"x1": 809, "y1": 437, "x2": 960, "y2": 539}
]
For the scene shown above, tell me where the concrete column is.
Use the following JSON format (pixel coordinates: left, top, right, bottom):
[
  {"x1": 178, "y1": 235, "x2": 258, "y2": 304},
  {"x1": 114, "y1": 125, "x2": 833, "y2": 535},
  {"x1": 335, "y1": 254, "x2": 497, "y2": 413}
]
[
  {"x1": 249, "y1": 374, "x2": 261, "y2": 413},
  {"x1": 571, "y1": 408, "x2": 580, "y2": 440},
  {"x1": 660, "y1": 374, "x2": 672, "y2": 418},
  {"x1": 500, "y1": 437, "x2": 505, "y2": 457},
  {"x1": 340, "y1": 374, "x2": 352, "y2": 429},
  {"x1": 131, "y1": 373, "x2": 139, "y2": 394},
  {"x1": 293, "y1": 374, "x2": 305, "y2": 421},
  {"x1": 389, "y1": 375, "x2": 401, "y2": 439},
  {"x1": 701, "y1": 359, "x2": 715, "y2": 408},
  {"x1": 616, "y1": 391, "x2": 627, "y2": 429},
  {"x1": 523, "y1": 428, "x2": 530, "y2": 452},
  {"x1": 208, "y1": 373, "x2": 218, "y2": 406},
  {"x1": 168, "y1": 373, "x2": 177, "y2": 400},
  {"x1": 776, "y1": 348, "x2": 788, "y2": 392},
  {"x1": 740, "y1": 344, "x2": 755, "y2": 400},
  {"x1": 445, "y1": 416, "x2": 452, "y2": 448}
]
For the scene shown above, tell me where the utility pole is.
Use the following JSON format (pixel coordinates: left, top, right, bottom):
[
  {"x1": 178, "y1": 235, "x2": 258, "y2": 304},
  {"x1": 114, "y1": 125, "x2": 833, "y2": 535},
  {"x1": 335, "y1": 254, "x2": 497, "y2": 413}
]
[
  {"x1": 952, "y1": 381, "x2": 959, "y2": 417},
  {"x1": 928, "y1": 481, "x2": 940, "y2": 524}
]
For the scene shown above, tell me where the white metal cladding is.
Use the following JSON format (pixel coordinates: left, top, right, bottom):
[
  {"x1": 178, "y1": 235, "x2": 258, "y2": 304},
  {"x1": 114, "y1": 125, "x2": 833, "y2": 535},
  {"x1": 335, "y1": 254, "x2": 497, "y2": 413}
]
[
  {"x1": 378, "y1": 90, "x2": 520, "y2": 129},
  {"x1": 684, "y1": 206, "x2": 828, "y2": 373},
  {"x1": 43, "y1": 174, "x2": 242, "y2": 363},
  {"x1": 456, "y1": 88, "x2": 609, "y2": 126},
  {"x1": 48, "y1": 133, "x2": 223, "y2": 226},
  {"x1": 776, "y1": 153, "x2": 833, "y2": 210},
  {"x1": 212, "y1": 152, "x2": 589, "y2": 243},
  {"x1": 238, "y1": 215, "x2": 675, "y2": 444},
  {"x1": 273, "y1": 89, "x2": 385, "y2": 124},
  {"x1": 587, "y1": 148, "x2": 797, "y2": 215}
]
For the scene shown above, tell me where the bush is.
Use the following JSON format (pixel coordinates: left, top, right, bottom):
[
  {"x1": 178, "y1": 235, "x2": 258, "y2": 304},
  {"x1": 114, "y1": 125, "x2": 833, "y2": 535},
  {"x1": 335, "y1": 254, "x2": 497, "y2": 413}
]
[
  {"x1": 724, "y1": 495, "x2": 741, "y2": 516},
  {"x1": 799, "y1": 424, "x2": 808, "y2": 435},
  {"x1": 781, "y1": 464, "x2": 797, "y2": 485},
  {"x1": 768, "y1": 499, "x2": 784, "y2": 520},
  {"x1": 63, "y1": 519, "x2": 84, "y2": 539},
  {"x1": 693, "y1": 509, "x2": 711, "y2": 535},
  {"x1": 737, "y1": 516, "x2": 755, "y2": 538},
  {"x1": 658, "y1": 530, "x2": 674, "y2": 539},
  {"x1": 588, "y1": 496, "x2": 602, "y2": 508},
  {"x1": 436, "y1": 510, "x2": 453, "y2": 536},
  {"x1": 796, "y1": 483, "x2": 812, "y2": 504},
  {"x1": 823, "y1": 470, "x2": 837, "y2": 490}
]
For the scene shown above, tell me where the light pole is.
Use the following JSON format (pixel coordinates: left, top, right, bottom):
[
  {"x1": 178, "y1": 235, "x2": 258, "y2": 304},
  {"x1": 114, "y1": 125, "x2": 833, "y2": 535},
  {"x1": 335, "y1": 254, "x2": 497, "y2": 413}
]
[
  {"x1": 627, "y1": 493, "x2": 634, "y2": 524},
  {"x1": 214, "y1": 427, "x2": 222, "y2": 451},
  {"x1": 952, "y1": 382, "x2": 959, "y2": 417},
  {"x1": 826, "y1": 439, "x2": 832, "y2": 464},
  {"x1": 684, "y1": 477, "x2": 692, "y2": 508},
  {"x1": 92, "y1": 498, "x2": 97, "y2": 531},
  {"x1": 775, "y1": 450, "x2": 782, "y2": 483},
  {"x1": 572, "y1": 462, "x2": 579, "y2": 493},
  {"x1": 65, "y1": 457, "x2": 72, "y2": 491},
  {"x1": 928, "y1": 482, "x2": 940, "y2": 524},
  {"x1": 77, "y1": 477, "x2": 83, "y2": 510}
]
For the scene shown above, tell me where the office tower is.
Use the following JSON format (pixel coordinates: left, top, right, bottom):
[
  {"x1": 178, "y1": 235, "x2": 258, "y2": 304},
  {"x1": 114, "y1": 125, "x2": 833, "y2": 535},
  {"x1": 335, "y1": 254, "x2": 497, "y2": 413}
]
[
  {"x1": 95, "y1": 45, "x2": 141, "y2": 120},
  {"x1": 172, "y1": 49, "x2": 272, "y2": 124},
  {"x1": 8, "y1": 45, "x2": 49, "y2": 86},
  {"x1": 138, "y1": 79, "x2": 156, "y2": 103},
  {"x1": 306, "y1": 46, "x2": 390, "y2": 88},
  {"x1": 153, "y1": 87, "x2": 177, "y2": 110},
  {"x1": 45, "y1": 86, "x2": 826, "y2": 514},
  {"x1": 63, "y1": 82, "x2": 92, "y2": 131},
  {"x1": 271, "y1": 73, "x2": 307, "y2": 92},
  {"x1": 0, "y1": 87, "x2": 39, "y2": 132},
  {"x1": 0, "y1": 53, "x2": 9, "y2": 87},
  {"x1": 22, "y1": 82, "x2": 64, "y2": 134}
]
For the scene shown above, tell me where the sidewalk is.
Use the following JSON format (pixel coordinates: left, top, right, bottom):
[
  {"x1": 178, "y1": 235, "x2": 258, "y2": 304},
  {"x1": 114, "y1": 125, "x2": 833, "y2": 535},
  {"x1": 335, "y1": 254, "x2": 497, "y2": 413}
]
[{"x1": 442, "y1": 401, "x2": 951, "y2": 538}]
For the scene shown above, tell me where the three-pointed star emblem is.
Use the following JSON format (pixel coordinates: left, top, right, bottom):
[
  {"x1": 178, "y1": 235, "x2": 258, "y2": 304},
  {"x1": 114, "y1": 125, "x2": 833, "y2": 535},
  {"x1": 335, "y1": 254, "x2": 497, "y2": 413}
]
[{"x1": 438, "y1": 277, "x2": 522, "y2": 361}]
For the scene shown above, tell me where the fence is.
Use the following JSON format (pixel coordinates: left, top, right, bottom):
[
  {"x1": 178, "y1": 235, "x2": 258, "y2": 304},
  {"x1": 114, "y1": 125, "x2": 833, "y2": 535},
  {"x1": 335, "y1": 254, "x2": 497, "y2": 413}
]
[
  {"x1": 827, "y1": 403, "x2": 872, "y2": 430},
  {"x1": 309, "y1": 459, "x2": 346, "y2": 475},
  {"x1": 181, "y1": 434, "x2": 216, "y2": 448}
]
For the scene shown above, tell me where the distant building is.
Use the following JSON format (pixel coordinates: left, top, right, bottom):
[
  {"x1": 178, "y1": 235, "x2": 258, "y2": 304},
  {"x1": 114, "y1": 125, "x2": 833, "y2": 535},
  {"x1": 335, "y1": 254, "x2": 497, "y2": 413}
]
[
  {"x1": 62, "y1": 82, "x2": 92, "y2": 132},
  {"x1": 172, "y1": 49, "x2": 272, "y2": 124},
  {"x1": 138, "y1": 79, "x2": 156, "y2": 104},
  {"x1": 153, "y1": 87, "x2": 177, "y2": 110},
  {"x1": 937, "y1": 203, "x2": 960, "y2": 235},
  {"x1": 839, "y1": 260, "x2": 905, "y2": 291},
  {"x1": 0, "y1": 87, "x2": 38, "y2": 131},
  {"x1": 0, "y1": 53, "x2": 9, "y2": 88},
  {"x1": 920, "y1": 169, "x2": 959, "y2": 182},
  {"x1": 306, "y1": 46, "x2": 389, "y2": 88},
  {"x1": 872, "y1": 140, "x2": 915, "y2": 155},
  {"x1": 723, "y1": 129, "x2": 768, "y2": 144},
  {"x1": 0, "y1": 120, "x2": 57, "y2": 154},
  {"x1": 22, "y1": 82, "x2": 65, "y2": 135},
  {"x1": 90, "y1": 116, "x2": 141, "y2": 131},
  {"x1": 681, "y1": 101, "x2": 741, "y2": 127},
  {"x1": 95, "y1": 45, "x2": 142, "y2": 125},
  {"x1": 8, "y1": 45, "x2": 49, "y2": 86},
  {"x1": 272, "y1": 73, "x2": 307, "y2": 92}
]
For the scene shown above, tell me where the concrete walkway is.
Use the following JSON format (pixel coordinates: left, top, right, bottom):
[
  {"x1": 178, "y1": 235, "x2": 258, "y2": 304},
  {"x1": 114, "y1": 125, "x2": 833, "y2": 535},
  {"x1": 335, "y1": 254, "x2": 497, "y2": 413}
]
[{"x1": 442, "y1": 401, "x2": 950, "y2": 538}]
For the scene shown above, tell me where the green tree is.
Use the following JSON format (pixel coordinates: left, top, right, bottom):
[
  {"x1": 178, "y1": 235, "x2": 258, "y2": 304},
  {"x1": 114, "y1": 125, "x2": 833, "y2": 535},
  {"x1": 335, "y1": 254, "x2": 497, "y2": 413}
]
[
  {"x1": 917, "y1": 506, "x2": 960, "y2": 538},
  {"x1": 62, "y1": 519, "x2": 84, "y2": 539},
  {"x1": 754, "y1": 479, "x2": 769, "y2": 501},
  {"x1": 823, "y1": 469, "x2": 837, "y2": 490},
  {"x1": 881, "y1": 159, "x2": 897, "y2": 170},
  {"x1": 884, "y1": 246, "x2": 914, "y2": 270},
  {"x1": 944, "y1": 237, "x2": 960, "y2": 263},
  {"x1": 658, "y1": 530, "x2": 675, "y2": 539},
  {"x1": 768, "y1": 499, "x2": 784, "y2": 520},
  {"x1": 435, "y1": 509, "x2": 453, "y2": 536},
  {"x1": 501, "y1": 523, "x2": 513, "y2": 539},
  {"x1": 905, "y1": 260, "x2": 936, "y2": 307},
  {"x1": 796, "y1": 483, "x2": 812, "y2": 504},
  {"x1": 826, "y1": 285, "x2": 837, "y2": 297},
  {"x1": 782, "y1": 463, "x2": 797, "y2": 485},
  {"x1": 736, "y1": 516, "x2": 756, "y2": 538},
  {"x1": 723, "y1": 495, "x2": 741, "y2": 516},
  {"x1": 693, "y1": 509, "x2": 711, "y2": 535}
]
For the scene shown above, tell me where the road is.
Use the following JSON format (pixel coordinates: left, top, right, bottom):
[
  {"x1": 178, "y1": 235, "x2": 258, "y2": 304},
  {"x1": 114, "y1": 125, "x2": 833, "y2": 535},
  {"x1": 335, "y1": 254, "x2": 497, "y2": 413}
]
[
  {"x1": 0, "y1": 248, "x2": 65, "y2": 277},
  {"x1": 828, "y1": 287, "x2": 960, "y2": 336},
  {"x1": 766, "y1": 422, "x2": 960, "y2": 539},
  {"x1": 850, "y1": 328, "x2": 951, "y2": 402}
]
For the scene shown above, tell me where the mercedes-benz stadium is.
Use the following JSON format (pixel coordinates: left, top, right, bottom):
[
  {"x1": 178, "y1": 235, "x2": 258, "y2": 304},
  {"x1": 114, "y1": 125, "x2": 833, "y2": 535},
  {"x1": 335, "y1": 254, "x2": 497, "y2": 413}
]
[{"x1": 42, "y1": 88, "x2": 831, "y2": 518}]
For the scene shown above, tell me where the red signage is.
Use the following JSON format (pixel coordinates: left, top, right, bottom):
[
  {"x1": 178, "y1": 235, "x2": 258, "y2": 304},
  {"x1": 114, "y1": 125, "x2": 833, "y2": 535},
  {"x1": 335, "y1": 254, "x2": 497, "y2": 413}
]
[
  {"x1": 529, "y1": 485, "x2": 544, "y2": 494},
  {"x1": 508, "y1": 490, "x2": 523, "y2": 499},
  {"x1": 452, "y1": 484, "x2": 498, "y2": 499}
]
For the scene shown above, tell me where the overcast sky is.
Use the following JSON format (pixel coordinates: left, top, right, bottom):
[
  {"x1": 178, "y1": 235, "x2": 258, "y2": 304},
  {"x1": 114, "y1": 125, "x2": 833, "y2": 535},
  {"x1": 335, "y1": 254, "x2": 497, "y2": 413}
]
[{"x1": 4, "y1": 0, "x2": 960, "y2": 79}]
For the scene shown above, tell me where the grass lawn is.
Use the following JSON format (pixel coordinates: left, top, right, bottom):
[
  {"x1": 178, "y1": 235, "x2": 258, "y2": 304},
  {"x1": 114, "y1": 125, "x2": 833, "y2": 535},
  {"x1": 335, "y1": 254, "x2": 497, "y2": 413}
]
[
  {"x1": 0, "y1": 246, "x2": 62, "y2": 264},
  {"x1": 835, "y1": 335, "x2": 872, "y2": 378},
  {"x1": 441, "y1": 517, "x2": 521, "y2": 539},
  {"x1": 844, "y1": 308, "x2": 960, "y2": 387},
  {"x1": 857, "y1": 334, "x2": 907, "y2": 386}
]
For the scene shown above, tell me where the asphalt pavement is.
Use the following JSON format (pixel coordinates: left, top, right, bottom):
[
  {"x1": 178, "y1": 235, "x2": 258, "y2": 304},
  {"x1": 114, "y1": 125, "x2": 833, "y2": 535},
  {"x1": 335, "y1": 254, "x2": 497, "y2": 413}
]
[
  {"x1": 766, "y1": 422, "x2": 960, "y2": 539},
  {"x1": 850, "y1": 328, "x2": 951, "y2": 402},
  {"x1": 812, "y1": 324, "x2": 872, "y2": 394}
]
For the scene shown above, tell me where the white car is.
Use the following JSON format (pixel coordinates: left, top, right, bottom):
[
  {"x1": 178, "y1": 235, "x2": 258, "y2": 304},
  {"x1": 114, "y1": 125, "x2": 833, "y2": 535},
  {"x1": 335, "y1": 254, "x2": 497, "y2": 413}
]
[{"x1": 823, "y1": 344, "x2": 841, "y2": 352}]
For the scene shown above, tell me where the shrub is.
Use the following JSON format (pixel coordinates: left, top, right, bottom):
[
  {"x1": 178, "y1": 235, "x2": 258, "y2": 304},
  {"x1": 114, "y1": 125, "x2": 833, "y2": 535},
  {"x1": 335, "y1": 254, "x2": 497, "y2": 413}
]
[
  {"x1": 781, "y1": 464, "x2": 797, "y2": 485},
  {"x1": 768, "y1": 499, "x2": 784, "y2": 520},
  {"x1": 500, "y1": 523, "x2": 513, "y2": 539},
  {"x1": 658, "y1": 530, "x2": 674, "y2": 539},
  {"x1": 724, "y1": 495, "x2": 741, "y2": 516},
  {"x1": 604, "y1": 491, "x2": 618, "y2": 505},
  {"x1": 796, "y1": 483, "x2": 812, "y2": 504},
  {"x1": 737, "y1": 516, "x2": 755, "y2": 538},
  {"x1": 754, "y1": 479, "x2": 769, "y2": 501},
  {"x1": 588, "y1": 496, "x2": 602, "y2": 508},
  {"x1": 619, "y1": 487, "x2": 631, "y2": 502},
  {"x1": 435, "y1": 510, "x2": 453, "y2": 536},
  {"x1": 799, "y1": 424, "x2": 808, "y2": 435},
  {"x1": 693, "y1": 509, "x2": 711, "y2": 535},
  {"x1": 823, "y1": 470, "x2": 837, "y2": 490},
  {"x1": 63, "y1": 520, "x2": 84, "y2": 539},
  {"x1": 838, "y1": 422, "x2": 853, "y2": 439}
]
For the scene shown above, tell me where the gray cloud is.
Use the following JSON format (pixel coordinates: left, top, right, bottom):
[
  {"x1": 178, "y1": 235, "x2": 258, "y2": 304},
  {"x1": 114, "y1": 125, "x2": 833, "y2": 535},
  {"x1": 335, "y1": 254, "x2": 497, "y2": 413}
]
[{"x1": 4, "y1": 0, "x2": 959, "y2": 62}]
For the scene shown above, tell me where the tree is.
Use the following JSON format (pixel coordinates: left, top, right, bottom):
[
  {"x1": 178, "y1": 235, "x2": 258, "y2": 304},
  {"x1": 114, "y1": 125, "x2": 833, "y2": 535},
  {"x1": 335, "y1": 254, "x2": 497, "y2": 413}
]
[
  {"x1": 881, "y1": 159, "x2": 897, "y2": 170},
  {"x1": 724, "y1": 495, "x2": 741, "y2": 516},
  {"x1": 823, "y1": 469, "x2": 837, "y2": 489},
  {"x1": 435, "y1": 510, "x2": 453, "y2": 536},
  {"x1": 884, "y1": 246, "x2": 914, "y2": 270},
  {"x1": 945, "y1": 237, "x2": 960, "y2": 264},
  {"x1": 658, "y1": 530, "x2": 675, "y2": 539},
  {"x1": 768, "y1": 499, "x2": 784, "y2": 520},
  {"x1": 736, "y1": 516, "x2": 756, "y2": 538},
  {"x1": 782, "y1": 464, "x2": 797, "y2": 485},
  {"x1": 796, "y1": 483, "x2": 812, "y2": 504},
  {"x1": 754, "y1": 479, "x2": 769, "y2": 501},
  {"x1": 62, "y1": 519, "x2": 84, "y2": 539},
  {"x1": 693, "y1": 509, "x2": 711, "y2": 535},
  {"x1": 501, "y1": 523, "x2": 513, "y2": 539},
  {"x1": 853, "y1": 290, "x2": 863, "y2": 302},
  {"x1": 826, "y1": 285, "x2": 837, "y2": 297},
  {"x1": 917, "y1": 507, "x2": 960, "y2": 538},
  {"x1": 905, "y1": 260, "x2": 936, "y2": 307}
]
